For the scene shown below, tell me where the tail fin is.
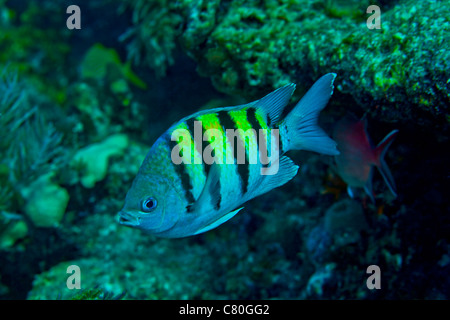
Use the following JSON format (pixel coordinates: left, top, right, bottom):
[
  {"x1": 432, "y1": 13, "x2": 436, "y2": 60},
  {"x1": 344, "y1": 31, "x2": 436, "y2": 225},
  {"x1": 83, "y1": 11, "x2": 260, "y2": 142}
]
[
  {"x1": 374, "y1": 129, "x2": 399, "y2": 198},
  {"x1": 281, "y1": 73, "x2": 339, "y2": 155}
]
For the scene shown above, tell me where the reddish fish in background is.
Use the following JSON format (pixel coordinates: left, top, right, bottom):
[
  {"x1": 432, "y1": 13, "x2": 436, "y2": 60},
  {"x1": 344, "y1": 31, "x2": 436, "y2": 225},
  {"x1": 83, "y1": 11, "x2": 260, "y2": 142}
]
[{"x1": 332, "y1": 115, "x2": 399, "y2": 203}]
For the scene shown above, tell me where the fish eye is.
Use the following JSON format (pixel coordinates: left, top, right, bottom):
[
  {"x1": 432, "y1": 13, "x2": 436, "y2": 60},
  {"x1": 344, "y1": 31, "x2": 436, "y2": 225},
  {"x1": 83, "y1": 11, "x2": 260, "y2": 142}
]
[{"x1": 141, "y1": 197, "x2": 157, "y2": 213}]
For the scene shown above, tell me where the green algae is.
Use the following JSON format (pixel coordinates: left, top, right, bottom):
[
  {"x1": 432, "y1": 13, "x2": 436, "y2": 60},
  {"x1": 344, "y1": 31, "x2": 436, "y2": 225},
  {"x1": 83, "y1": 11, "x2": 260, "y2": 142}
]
[
  {"x1": 70, "y1": 288, "x2": 126, "y2": 300},
  {"x1": 0, "y1": 213, "x2": 28, "y2": 250},
  {"x1": 22, "y1": 173, "x2": 70, "y2": 228},
  {"x1": 81, "y1": 43, "x2": 147, "y2": 89},
  {"x1": 0, "y1": 1, "x2": 71, "y2": 105},
  {"x1": 71, "y1": 134, "x2": 129, "y2": 189},
  {"x1": 120, "y1": 0, "x2": 184, "y2": 77},
  {"x1": 126, "y1": 0, "x2": 449, "y2": 129}
]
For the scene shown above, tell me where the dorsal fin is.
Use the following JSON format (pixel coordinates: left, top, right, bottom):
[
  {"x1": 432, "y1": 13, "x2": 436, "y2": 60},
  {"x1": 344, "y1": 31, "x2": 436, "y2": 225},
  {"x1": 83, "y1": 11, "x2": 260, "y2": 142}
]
[{"x1": 252, "y1": 83, "x2": 296, "y2": 126}]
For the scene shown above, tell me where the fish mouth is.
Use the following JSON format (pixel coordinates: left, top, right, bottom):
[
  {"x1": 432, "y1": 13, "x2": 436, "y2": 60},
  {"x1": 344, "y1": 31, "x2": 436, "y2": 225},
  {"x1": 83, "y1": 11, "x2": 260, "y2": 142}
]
[{"x1": 118, "y1": 211, "x2": 141, "y2": 227}]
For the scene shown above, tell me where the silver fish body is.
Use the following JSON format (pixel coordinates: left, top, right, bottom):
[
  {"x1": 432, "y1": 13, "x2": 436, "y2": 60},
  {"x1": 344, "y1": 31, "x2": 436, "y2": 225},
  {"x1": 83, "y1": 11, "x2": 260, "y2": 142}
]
[{"x1": 119, "y1": 73, "x2": 339, "y2": 238}]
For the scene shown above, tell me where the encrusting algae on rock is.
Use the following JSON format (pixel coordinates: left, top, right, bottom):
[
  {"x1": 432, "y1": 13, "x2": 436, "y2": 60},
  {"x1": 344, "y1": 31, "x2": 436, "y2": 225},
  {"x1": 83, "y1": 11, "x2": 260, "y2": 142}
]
[
  {"x1": 123, "y1": 0, "x2": 450, "y2": 132},
  {"x1": 0, "y1": 215, "x2": 28, "y2": 250},
  {"x1": 81, "y1": 43, "x2": 147, "y2": 90},
  {"x1": 21, "y1": 173, "x2": 69, "y2": 228},
  {"x1": 71, "y1": 134, "x2": 129, "y2": 189}
]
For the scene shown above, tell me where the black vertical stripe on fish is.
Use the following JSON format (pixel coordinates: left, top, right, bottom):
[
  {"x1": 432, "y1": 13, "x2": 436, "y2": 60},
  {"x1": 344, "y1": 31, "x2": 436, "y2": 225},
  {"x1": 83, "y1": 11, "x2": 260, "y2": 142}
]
[
  {"x1": 211, "y1": 175, "x2": 221, "y2": 210},
  {"x1": 278, "y1": 124, "x2": 284, "y2": 154},
  {"x1": 197, "y1": 116, "x2": 211, "y2": 177},
  {"x1": 166, "y1": 133, "x2": 196, "y2": 210},
  {"x1": 217, "y1": 110, "x2": 239, "y2": 162},
  {"x1": 217, "y1": 110, "x2": 249, "y2": 195},
  {"x1": 203, "y1": 163, "x2": 222, "y2": 211},
  {"x1": 247, "y1": 107, "x2": 271, "y2": 168},
  {"x1": 246, "y1": 108, "x2": 263, "y2": 151},
  {"x1": 185, "y1": 117, "x2": 199, "y2": 157},
  {"x1": 186, "y1": 117, "x2": 206, "y2": 168}
]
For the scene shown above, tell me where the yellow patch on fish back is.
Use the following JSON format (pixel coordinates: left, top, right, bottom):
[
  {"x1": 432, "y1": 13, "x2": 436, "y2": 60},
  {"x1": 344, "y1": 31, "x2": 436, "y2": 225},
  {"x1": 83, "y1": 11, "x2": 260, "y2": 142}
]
[
  {"x1": 228, "y1": 109, "x2": 259, "y2": 164},
  {"x1": 170, "y1": 122, "x2": 206, "y2": 200},
  {"x1": 197, "y1": 113, "x2": 226, "y2": 164}
]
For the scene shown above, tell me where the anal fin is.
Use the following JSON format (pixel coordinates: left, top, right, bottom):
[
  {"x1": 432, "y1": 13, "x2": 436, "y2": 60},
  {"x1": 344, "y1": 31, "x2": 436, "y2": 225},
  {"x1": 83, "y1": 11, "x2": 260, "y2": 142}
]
[{"x1": 193, "y1": 207, "x2": 244, "y2": 235}]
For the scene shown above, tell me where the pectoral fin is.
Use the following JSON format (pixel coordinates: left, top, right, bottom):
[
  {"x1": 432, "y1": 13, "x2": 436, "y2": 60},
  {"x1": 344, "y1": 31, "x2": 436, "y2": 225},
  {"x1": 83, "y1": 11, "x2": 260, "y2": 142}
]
[{"x1": 189, "y1": 163, "x2": 222, "y2": 214}]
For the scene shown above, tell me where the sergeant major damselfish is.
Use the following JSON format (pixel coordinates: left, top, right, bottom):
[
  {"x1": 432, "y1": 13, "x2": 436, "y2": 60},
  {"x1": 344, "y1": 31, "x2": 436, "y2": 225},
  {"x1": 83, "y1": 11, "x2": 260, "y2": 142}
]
[{"x1": 119, "y1": 73, "x2": 340, "y2": 238}]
